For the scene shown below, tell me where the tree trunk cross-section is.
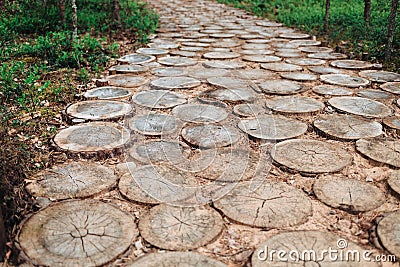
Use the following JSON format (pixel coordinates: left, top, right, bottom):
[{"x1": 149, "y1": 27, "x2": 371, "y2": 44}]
[
  {"x1": 238, "y1": 115, "x2": 308, "y2": 140},
  {"x1": 271, "y1": 139, "x2": 353, "y2": 174},
  {"x1": 126, "y1": 251, "x2": 227, "y2": 267},
  {"x1": 158, "y1": 56, "x2": 198, "y2": 67},
  {"x1": 388, "y1": 170, "x2": 400, "y2": 196},
  {"x1": 149, "y1": 42, "x2": 179, "y2": 50},
  {"x1": 207, "y1": 77, "x2": 251, "y2": 90},
  {"x1": 233, "y1": 103, "x2": 266, "y2": 117},
  {"x1": 53, "y1": 122, "x2": 130, "y2": 153},
  {"x1": 228, "y1": 69, "x2": 277, "y2": 80},
  {"x1": 330, "y1": 60, "x2": 374, "y2": 70},
  {"x1": 17, "y1": 200, "x2": 138, "y2": 267},
  {"x1": 172, "y1": 104, "x2": 228, "y2": 123},
  {"x1": 308, "y1": 52, "x2": 347, "y2": 60},
  {"x1": 132, "y1": 90, "x2": 187, "y2": 109},
  {"x1": 106, "y1": 75, "x2": 146, "y2": 88},
  {"x1": 252, "y1": 231, "x2": 378, "y2": 266},
  {"x1": 384, "y1": 116, "x2": 400, "y2": 133},
  {"x1": 26, "y1": 162, "x2": 117, "y2": 200},
  {"x1": 108, "y1": 65, "x2": 148, "y2": 75},
  {"x1": 299, "y1": 46, "x2": 333, "y2": 53},
  {"x1": 136, "y1": 48, "x2": 169, "y2": 56},
  {"x1": 201, "y1": 88, "x2": 258, "y2": 102},
  {"x1": 128, "y1": 114, "x2": 178, "y2": 136},
  {"x1": 117, "y1": 53, "x2": 156, "y2": 64},
  {"x1": 66, "y1": 100, "x2": 133, "y2": 121},
  {"x1": 260, "y1": 62, "x2": 303, "y2": 72},
  {"x1": 356, "y1": 138, "x2": 400, "y2": 168},
  {"x1": 152, "y1": 67, "x2": 188, "y2": 77},
  {"x1": 188, "y1": 68, "x2": 229, "y2": 80},
  {"x1": 258, "y1": 80, "x2": 305, "y2": 95},
  {"x1": 308, "y1": 66, "x2": 342, "y2": 74},
  {"x1": 320, "y1": 74, "x2": 370, "y2": 88},
  {"x1": 214, "y1": 181, "x2": 312, "y2": 228},
  {"x1": 83, "y1": 87, "x2": 133, "y2": 100},
  {"x1": 286, "y1": 57, "x2": 326, "y2": 66},
  {"x1": 328, "y1": 96, "x2": 393, "y2": 118},
  {"x1": 128, "y1": 140, "x2": 187, "y2": 164},
  {"x1": 312, "y1": 85, "x2": 353, "y2": 96},
  {"x1": 359, "y1": 70, "x2": 400, "y2": 83},
  {"x1": 265, "y1": 96, "x2": 325, "y2": 115},
  {"x1": 139, "y1": 205, "x2": 224, "y2": 250},
  {"x1": 380, "y1": 82, "x2": 400, "y2": 94},
  {"x1": 280, "y1": 72, "x2": 318, "y2": 82},
  {"x1": 356, "y1": 89, "x2": 392, "y2": 100},
  {"x1": 181, "y1": 124, "x2": 241, "y2": 148},
  {"x1": 313, "y1": 176, "x2": 385, "y2": 212},
  {"x1": 377, "y1": 210, "x2": 400, "y2": 259},
  {"x1": 202, "y1": 60, "x2": 246, "y2": 69},
  {"x1": 314, "y1": 114, "x2": 383, "y2": 140},
  {"x1": 150, "y1": 77, "x2": 201, "y2": 90},
  {"x1": 203, "y1": 52, "x2": 241, "y2": 59}
]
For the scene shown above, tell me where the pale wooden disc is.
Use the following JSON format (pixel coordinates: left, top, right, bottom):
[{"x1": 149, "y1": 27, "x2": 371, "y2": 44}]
[
  {"x1": 289, "y1": 39, "x2": 321, "y2": 46},
  {"x1": 308, "y1": 66, "x2": 342, "y2": 74},
  {"x1": 271, "y1": 139, "x2": 353, "y2": 174},
  {"x1": 238, "y1": 115, "x2": 308, "y2": 140},
  {"x1": 181, "y1": 41, "x2": 210, "y2": 47},
  {"x1": 139, "y1": 205, "x2": 224, "y2": 250},
  {"x1": 54, "y1": 122, "x2": 130, "y2": 153},
  {"x1": 172, "y1": 104, "x2": 228, "y2": 123},
  {"x1": 314, "y1": 114, "x2": 382, "y2": 140},
  {"x1": 203, "y1": 61, "x2": 246, "y2": 69},
  {"x1": 286, "y1": 57, "x2": 326, "y2": 66},
  {"x1": 261, "y1": 62, "x2": 303, "y2": 72},
  {"x1": 359, "y1": 70, "x2": 400, "y2": 83},
  {"x1": 158, "y1": 56, "x2": 198, "y2": 67},
  {"x1": 275, "y1": 51, "x2": 302, "y2": 58},
  {"x1": 265, "y1": 96, "x2": 325, "y2": 114},
  {"x1": 128, "y1": 114, "x2": 178, "y2": 135},
  {"x1": 132, "y1": 90, "x2": 187, "y2": 109},
  {"x1": 119, "y1": 164, "x2": 200, "y2": 205},
  {"x1": 243, "y1": 55, "x2": 281, "y2": 63},
  {"x1": 383, "y1": 116, "x2": 400, "y2": 131},
  {"x1": 128, "y1": 140, "x2": 187, "y2": 164},
  {"x1": 26, "y1": 162, "x2": 117, "y2": 200},
  {"x1": 312, "y1": 85, "x2": 353, "y2": 96},
  {"x1": 207, "y1": 77, "x2": 250, "y2": 89},
  {"x1": 212, "y1": 41, "x2": 241, "y2": 48},
  {"x1": 308, "y1": 52, "x2": 347, "y2": 60},
  {"x1": 148, "y1": 42, "x2": 179, "y2": 49},
  {"x1": 380, "y1": 82, "x2": 400, "y2": 94},
  {"x1": 203, "y1": 52, "x2": 240, "y2": 59},
  {"x1": 202, "y1": 88, "x2": 257, "y2": 102},
  {"x1": 388, "y1": 170, "x2": 400, "y2": 196},
  {"x1": 188, "y1": 67, "x2": 230, "y2": 80},
  {"x1": 357, "y1": 89, "x2": 392, "y2": 99},
  {"x1": 280, "y1": 72, "x2": 318, "y2": 81},
  {"x1": 258, "y1": 80, "x2": 305, "y2": 95},
  {"x1": 240, "y1": 49, "x2": 274, "y2": 55},
  {"x1": 66, "y1": 100, "x2": 132, "y2": 121},
  {"x1": 356, "y1": 138, "x2": 400, "y2": 168},
  {"x1": 233, "y1": 103, "x2": 266, "y2": 117},
  {"x1": 242, "y1": 43, "x2": 271, "y2": 50},
  {"x1": 299, "y1": 46, "x2": 333, "y2": 53},
  {"x1": 150, "y1": 77, "x2": 201, "y2": 90},
  {"x1": 256, "y1": 21, "x2": 282, "y2": 27},
  {"x1": 152, "y1": 67, "x2": 188, "y2": 77},
  {"x1": 117, "y1": 53, "x2": 156, "y2": 64},
  {"x1": 228, "y1": 69, "x2": 277, "y2": 80},
  {"x1": 313, "y1": 176, "x2": 385, "y2": 212},
  {"x1": 321, "y1": 74, "x2": 370, "y2": 87},
  {"x1": 377, "y1": 211, "x2": 400, "y2": 258},
  {"x1": 106, "y1": 75, "x2": 146, "y2": 88},
  {"x1": 182, "y1": 124, "x2": 240, "y2": 148},
  {"x1": 210, "y1": 33, "x2": 235, "y2": 38},
  {"x1": 328, "y1": 96, "x2": 392, "y2": 118},
  {"x1": 252, "y1": 231, "x2": 378, "y2": 266},
  {"x1": 136, "y1": 48, "x2": 169, "y2": 56},
  {"x1": 279, "y1": 32, "x2": 310, "y2": 39},
  {"x1": 83, "y1": 87, "x2": 132, "y2": 100},
  {"x1": 126, "y1": 252, "x2": 227, "y2": 267},
  {"x1": 330, "y1": 60, "x2": 374, "y2": 70},
  {"x1": 214, "y1": 181, "x2": 312, "y2": 228},
  {"x1": 18, "y1": 200, "x2": 138, "y2": 267},
  {"x1": 108, "y1": 64, "x2": 148, "y2": 75}
]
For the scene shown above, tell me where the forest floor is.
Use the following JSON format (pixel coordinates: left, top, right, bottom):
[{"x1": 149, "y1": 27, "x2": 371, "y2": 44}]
[{"x1": 9, "y1": 0, "x2": 400, "y2": 266}]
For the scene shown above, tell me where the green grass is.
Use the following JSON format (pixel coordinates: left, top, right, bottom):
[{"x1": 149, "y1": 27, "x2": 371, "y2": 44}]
[
  {"x1": 217, "y1": 0, "x2": 400, "y2": 72},
  {"x1": 0, "y1": 0, "x2": 158, "y2": 260}
]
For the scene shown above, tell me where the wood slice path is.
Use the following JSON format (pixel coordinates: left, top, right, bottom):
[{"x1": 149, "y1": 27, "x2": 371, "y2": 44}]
[{"x1": 18, "y1": 0, "x2": 400, "y2": 265}]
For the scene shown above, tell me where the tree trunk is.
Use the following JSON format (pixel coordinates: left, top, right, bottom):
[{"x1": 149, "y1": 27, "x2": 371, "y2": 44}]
[
  {"x1": 71, "y1": 0, "x2": 78, "y2": 40},
  {"x1": 60, "y1": 0, "x2": 66, "y2": 25},
  {"x1": 364, "y1": 0, "x2": 371, "y2": 23},
  {"x1": 324, "y1": 0, "x2": 331, "y2": 33},
  {"x1": 0, "y1": 206, "x2": 6, "y2": 260},
  {"x1": 386, "y1": 0, "x2": 399, "y2": 61},
  {"x1": 113, "y1": 0, "x2": 121, "y2": 28}
]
